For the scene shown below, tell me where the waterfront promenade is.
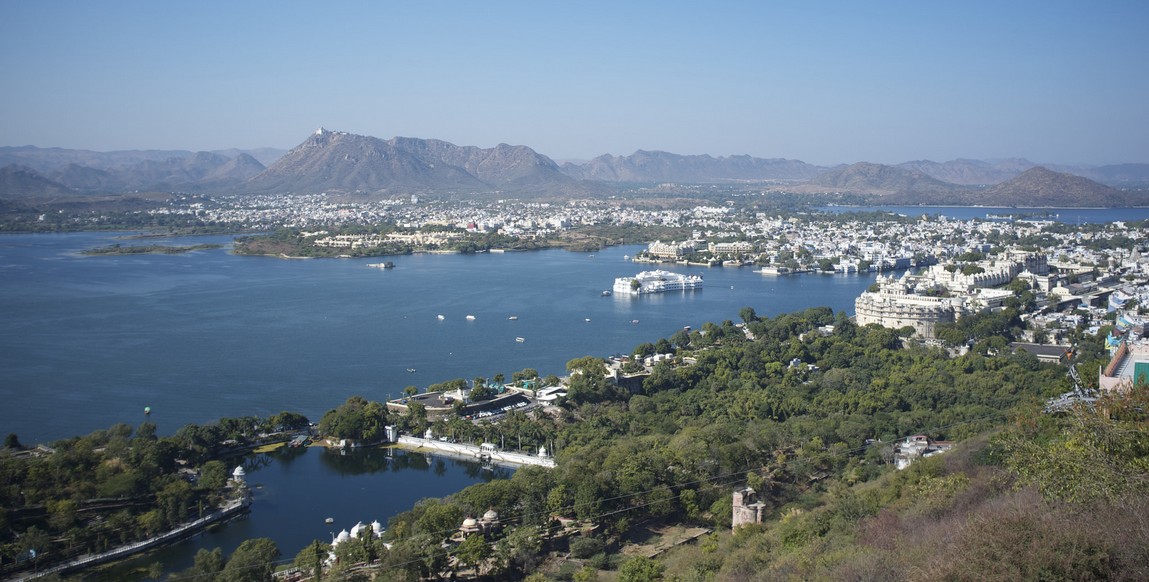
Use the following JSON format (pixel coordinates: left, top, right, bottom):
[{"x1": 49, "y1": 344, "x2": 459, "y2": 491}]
[
  {"x1": 394, "y1": 436, "x2": 556, "y2": 468},
  {"x1": 12, "y1": 495, "x2": 251, "y2": 582}
]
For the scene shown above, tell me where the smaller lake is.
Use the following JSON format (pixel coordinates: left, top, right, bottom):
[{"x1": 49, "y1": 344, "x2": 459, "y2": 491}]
[
  {"x1": 103, "y1": 446, "x2": 512, "y2": 579},
  {"x1": 816, "y1": 205, "x2": 1149, "y2": 224}
]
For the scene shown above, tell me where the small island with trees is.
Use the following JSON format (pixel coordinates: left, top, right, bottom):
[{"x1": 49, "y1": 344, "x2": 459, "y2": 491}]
[{"x1": 81, "y1": 243, "x2": 223, "y2": 256}]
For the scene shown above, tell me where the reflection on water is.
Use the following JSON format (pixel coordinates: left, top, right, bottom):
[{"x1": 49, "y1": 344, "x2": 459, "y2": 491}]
[
  {"x1": 1, "y1": 236, "x2": 875, "y2": 444},
  {"x1": 105, "y1": 446, "x2": 511, "y2": 579}
]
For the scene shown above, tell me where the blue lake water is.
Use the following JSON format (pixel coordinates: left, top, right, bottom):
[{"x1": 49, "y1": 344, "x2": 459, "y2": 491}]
[
  {"x1": 817, "y1": 205, "x2": 1149, "y2": 223},
  {"x1": 0, "y1": 232, "x2": 877, "y2": 573},
  {"x1": 0, "y1": 215, "x2": 1124, "y2": 573},
  {"x1": 101, "y1": 445, "x2": 513, "y2": 577},
  {"x1": 0, "y1": 232, "x2": 875, "y2": 444}
]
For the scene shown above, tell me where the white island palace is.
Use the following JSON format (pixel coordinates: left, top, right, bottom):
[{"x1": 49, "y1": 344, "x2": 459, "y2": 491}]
[{"x1": 613, "y1": 270, "x2": 704, "y2": 295}]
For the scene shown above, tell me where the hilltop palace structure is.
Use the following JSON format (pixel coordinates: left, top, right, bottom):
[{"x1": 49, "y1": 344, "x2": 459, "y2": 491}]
[{"x1": 854, "y1": 251, "x2": 1048, "y2": 338}]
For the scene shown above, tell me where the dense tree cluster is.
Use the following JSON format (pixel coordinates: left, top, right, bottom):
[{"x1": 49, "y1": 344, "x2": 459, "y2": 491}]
[
  {"x1": 318, "y1": 396, "x2": 390, "y2": 444},
  {"x1": 651, "y1": 390, "x2": 1149, "y2": 581},
  {"x1": 8, "y1": 298, "x2": 1137, "y2": 579},
  {"x1": 289, "y1": 305, "x2": 1077, "y2": 579},
  {"x1": 0, "y1": 412, "x2": 307, "y2": 576}
]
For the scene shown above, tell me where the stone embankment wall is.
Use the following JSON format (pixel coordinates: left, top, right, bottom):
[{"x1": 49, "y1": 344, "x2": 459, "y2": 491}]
[
  {"x1": 394, "y1": 436, "x2": 555, "y2": 468},
  {"x1": 15, "y1": 496, "x2": 251, "y2": 581}
]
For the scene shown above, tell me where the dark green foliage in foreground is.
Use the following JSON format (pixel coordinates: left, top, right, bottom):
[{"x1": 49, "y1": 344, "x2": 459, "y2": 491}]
[
  {"x1": 0, "y1": 412, "x2": 306, "y2": 575},
  {"x1": 349, "y1": 306, "x2": 1079, "y2": 579},
  {"x1": 9, "y1": 301, "x2": 1134, "y2": 579},
  {"x1": 656, "y1": 391, "x2": 1149, "y2": 581},
  {"x1": 318, "y1": 396, "x2": 391, "y2": 443},
  {"x1": 169, "y1": 538, "x2": 282, "y2": 582}
]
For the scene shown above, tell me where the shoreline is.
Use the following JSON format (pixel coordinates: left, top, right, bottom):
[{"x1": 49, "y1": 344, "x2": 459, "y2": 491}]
[
  {"x1": 392, "y1": 435, "x2": 556, "y2": 468},
  {"x1": 12, "y1": 495, "x2": 251, "y2": 581}
]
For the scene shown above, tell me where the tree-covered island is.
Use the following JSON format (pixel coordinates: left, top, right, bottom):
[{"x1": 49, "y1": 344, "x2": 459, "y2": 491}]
[{"x1": 82, "y1": 243, "x2": 223, "y2": 255}]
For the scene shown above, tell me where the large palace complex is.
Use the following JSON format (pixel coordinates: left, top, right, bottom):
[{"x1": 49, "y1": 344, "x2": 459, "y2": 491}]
[{"x1": 854, "y1": 251, "x2": 1048, "y2": 338}]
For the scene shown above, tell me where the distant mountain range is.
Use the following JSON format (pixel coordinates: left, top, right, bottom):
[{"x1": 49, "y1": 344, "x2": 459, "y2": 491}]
[
  {"x1": 895, "y1": 158, "x2": 1039, "y2": 186},
  {"x1": 2, "y1": 129, "x2": 1148, "y2": 207},
  {"x1": 976, "y1": 166, "x2": 1140, "y2": 207},
  {"x1": 560, "y1": 150, "x2": 823, "y2": 182},
  {"x1": 0, "y1": 164, "x2": 75, "y2": 200},
  {"x1": 0, "y1": 146, "x2": 271, "y2": 196},
  {"x1": 806, "y1": 162, "x2": 961, "y2": 196},
  {"x1": 244, "y1": 129, "x2": 579, "y2": 195},
  {"x1": 798, "y1": 163, "x2": 1137, "y2": 207}
]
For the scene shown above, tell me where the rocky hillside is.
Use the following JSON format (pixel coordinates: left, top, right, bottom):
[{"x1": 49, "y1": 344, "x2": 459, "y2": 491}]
[
  {"x1": 0, "y1": 164, "x2": 74, "y2": 199},
  {"x1": 386, "y1": 136, "x2": 575, "y2": 190},
  {"x1": 561, "y1": 150, "x2": 824, "y2": 182},
  {"x1": 805, "y1": 162, "x2": 962, "y2": 196},
  {"x1": 1083, "y1": 163, "x2": 1149, "y2": 187},
  {"x1": 972, "y1": 166, "x2": 1145, "y2": 207},
  {"x1": 2, "y1": 133, "x2": 1145, "y2": 205},
  {"x1": 0, "y1": 149, "x2": 265, "y2": 196},
  {"x1": 896, "y1": 158, "x2": 1036, "y2": 185},
  {"x1": 243, "y1": 129, "x2": 576, "y2": 196}
]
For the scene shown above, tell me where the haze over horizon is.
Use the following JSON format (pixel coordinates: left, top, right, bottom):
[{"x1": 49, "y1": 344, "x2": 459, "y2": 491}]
[{"x1": 2, "y1": 1, "x2": 1147, "y2": 167}]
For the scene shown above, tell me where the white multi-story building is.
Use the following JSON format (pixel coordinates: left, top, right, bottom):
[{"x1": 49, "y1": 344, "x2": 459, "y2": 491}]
[
  {"x1": 614, "y1": 270, "x2": 704, "y2": 295},
  {"x1": 646, "y1": 240, "x2": 696, "y2": 260},
  {"x1": 854, "y1": 274, "x2": 960, "y2": 338}
]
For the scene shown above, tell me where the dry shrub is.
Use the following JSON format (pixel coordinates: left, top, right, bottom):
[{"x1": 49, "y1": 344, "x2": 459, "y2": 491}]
[
  {"x1": 857, "y1": 507, "x2": 901, "y2": 551},
  {"x1": 823, "y1": 546, "x2": 901, "y2": 582},
  {"x1": 1080, "y1": 496, "x2": 1149, "y2": 581},
  {"x1": 912, "y1": 489, "x2": 1113, "y2": 581}
]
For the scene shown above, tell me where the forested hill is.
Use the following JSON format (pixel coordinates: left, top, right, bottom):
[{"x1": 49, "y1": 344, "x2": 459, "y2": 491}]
[
  {"x1": 284, "y1": 306, "x2": 1147, "y2": 580},
  {"x1": 6, "y1": 304, "x2": 1148, "y2": 580}
]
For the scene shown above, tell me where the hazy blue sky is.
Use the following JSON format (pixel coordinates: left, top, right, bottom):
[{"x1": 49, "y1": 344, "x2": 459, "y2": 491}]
[{"x1": 2, "y1": 1, "x2": 1146, "y2": 165}]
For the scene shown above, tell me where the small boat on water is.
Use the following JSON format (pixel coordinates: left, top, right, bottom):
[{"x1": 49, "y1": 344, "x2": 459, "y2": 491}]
[
  {"x1": 585, "y1": 318, "x2": 591, "y2": 322},
  {"x1": 631, "y1": 319, "x2": 640, "y2": 324},
  {"x1": 508, "y1": 315, "x2": 518, "y2": 320},
  {"x1": 601, "y1": 290, "x2": 612, "y2": 296},
  {"x1": 406, "y1": 368, "x2": 416, "y2": 373},
  {"x1": 466, "y1": 315, "x2": 476, "y2": 321},
  {"x1": 436, "y1": 314, "x2": 445, "y2": 320},
  {"x1": 515, "y1": 337, "x2": 525, "y2": 343}
]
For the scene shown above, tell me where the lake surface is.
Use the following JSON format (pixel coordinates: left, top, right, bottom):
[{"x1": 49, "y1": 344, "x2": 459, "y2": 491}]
[
  {"x1": 102, "y1": 446, "x2": 513, "y2": 577},
  {"x1": 0, "y1": 232, "x2": 875, "y2": 443},
  {"x1": 0, "y1": 232, "x2": 876, "y2": 574},
  {"x1": 817, "y1": 205, "x2": 1149, "y2": 223},
  {"x1": 0, "y1": 215, "x2": 1121, "y2": 573}
]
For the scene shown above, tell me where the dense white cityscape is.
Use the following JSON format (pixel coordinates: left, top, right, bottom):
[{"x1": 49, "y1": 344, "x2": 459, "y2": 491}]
[
  {"x1": 14, "y1": 190, "x2": 1149, "y2": 579},
  {"x1": 138, "y1": 193, "x2": 1149, "y2": 355}
]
